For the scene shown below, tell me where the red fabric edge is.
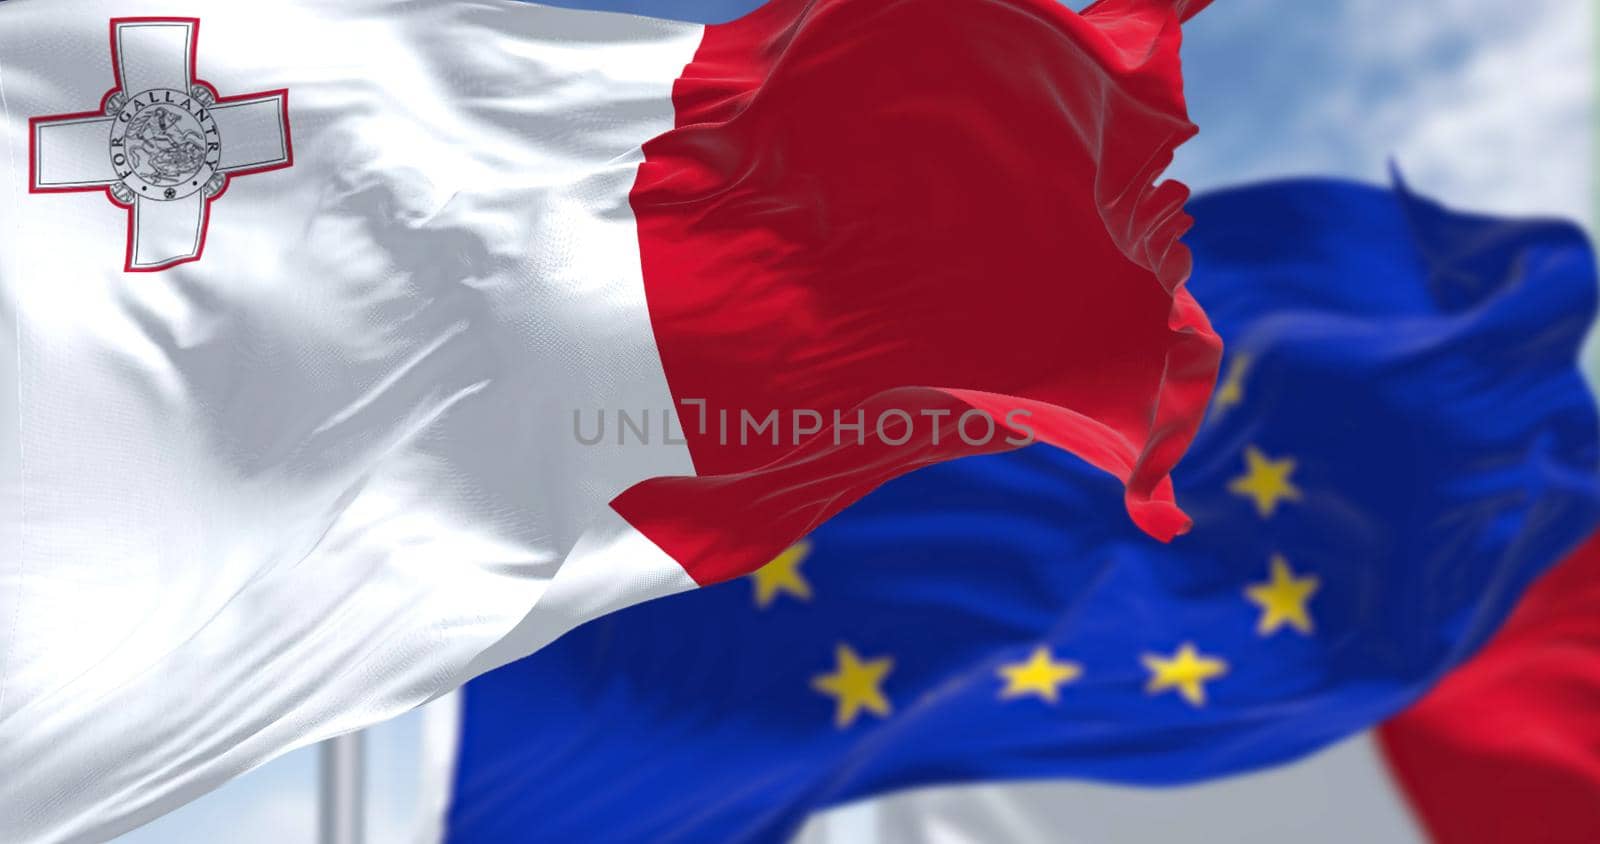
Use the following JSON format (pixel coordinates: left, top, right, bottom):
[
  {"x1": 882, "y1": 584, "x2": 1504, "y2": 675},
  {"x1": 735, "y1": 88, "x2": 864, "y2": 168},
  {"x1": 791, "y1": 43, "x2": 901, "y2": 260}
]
[{"x1": 618, "y1": 0, "x2": 1219, "y2": 585}]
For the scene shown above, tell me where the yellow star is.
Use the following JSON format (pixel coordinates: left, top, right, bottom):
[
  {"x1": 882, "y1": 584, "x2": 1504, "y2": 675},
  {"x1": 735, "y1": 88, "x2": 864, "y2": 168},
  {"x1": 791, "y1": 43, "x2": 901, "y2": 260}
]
[
  {"x1": 812, "y1": 644, "x2": 894, "y2": 728},
  {"x1": 1246, "y1": 554, "x2": 1320, "y2": 636},
  {"x1": 996, "y1": 646, "x2": 1083, "y2": 704},
  {"x1": 1212, "y1": 353, "x2": 1252, "y2": 416},
  {"x1": 1142, "y1": 642, "x2": 1228, "y2": 707},
  {"x1": 749, "y1": 541, "x2": 812, "y2": 608},
  {"x1": 1227, "y1": 446, "x2": 1302, "y2": 518}
]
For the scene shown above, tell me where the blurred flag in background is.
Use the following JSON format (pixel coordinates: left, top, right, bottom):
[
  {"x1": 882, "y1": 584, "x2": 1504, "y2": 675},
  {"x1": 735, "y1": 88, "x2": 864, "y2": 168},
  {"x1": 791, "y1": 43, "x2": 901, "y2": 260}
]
[
  {"x1": 434, "y1": 178, "x2": 1600, "y2": 843},
  {"x1": 847, "y1": 531, "x2": 1600, "y2": 844}
]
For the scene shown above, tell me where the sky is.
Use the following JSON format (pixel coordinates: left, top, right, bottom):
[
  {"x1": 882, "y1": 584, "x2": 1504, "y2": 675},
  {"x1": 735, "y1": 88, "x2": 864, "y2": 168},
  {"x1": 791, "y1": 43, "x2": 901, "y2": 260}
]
[{"x1": 113, "y1": 1, "x2": 1593, "y2": 842}]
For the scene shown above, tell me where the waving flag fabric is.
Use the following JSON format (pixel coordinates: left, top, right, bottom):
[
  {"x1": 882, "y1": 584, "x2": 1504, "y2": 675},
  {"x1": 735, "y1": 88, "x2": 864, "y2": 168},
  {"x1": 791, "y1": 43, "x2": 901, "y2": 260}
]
[
  {"x1": 856, "y1": 532, "x2": 1600, "y2": 844},
  {"x1": 435, "y1": 179, "x2": 1600, "y2": 843},
  {"x1": 1378, "y1": 529, "x2": 1600, "y2": 843},
  {"x1": 0, "y1": 0, "x2": 1216, "y2": 840}
]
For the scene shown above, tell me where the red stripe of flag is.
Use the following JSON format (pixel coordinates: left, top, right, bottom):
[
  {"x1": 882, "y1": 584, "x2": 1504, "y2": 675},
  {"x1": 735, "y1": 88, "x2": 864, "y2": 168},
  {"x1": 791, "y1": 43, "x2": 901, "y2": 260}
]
[
  {"x1": 616, "y1": 0, "x2": 1220, "y2": 585},
  {"x1": 1380, "y1": 532, "x2": 1600, "y2": 843}
]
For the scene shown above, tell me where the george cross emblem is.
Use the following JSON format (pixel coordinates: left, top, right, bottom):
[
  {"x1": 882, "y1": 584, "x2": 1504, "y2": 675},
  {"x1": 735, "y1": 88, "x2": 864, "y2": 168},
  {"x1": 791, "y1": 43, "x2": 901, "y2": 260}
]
[{"x1": 28, "y1": 18, "x2": 293, "y2": 272}]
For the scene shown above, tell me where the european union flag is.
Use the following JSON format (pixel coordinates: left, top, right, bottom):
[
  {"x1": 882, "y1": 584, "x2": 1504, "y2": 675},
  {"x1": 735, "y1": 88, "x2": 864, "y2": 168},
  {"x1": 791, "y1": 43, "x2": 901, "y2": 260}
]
[{"x1": 444, "y1": 180, "x2": 1600, "y2": 842}]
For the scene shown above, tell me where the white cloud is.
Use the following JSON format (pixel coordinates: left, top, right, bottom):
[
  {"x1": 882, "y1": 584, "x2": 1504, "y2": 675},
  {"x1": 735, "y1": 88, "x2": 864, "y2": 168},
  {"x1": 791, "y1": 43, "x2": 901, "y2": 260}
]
[
  {"x1": 1175, "y1": 0, "x2": 1592, "y2": 226},
  {"x1": 1348, "y1": 0, "x2": 1591, "y2": 224}
]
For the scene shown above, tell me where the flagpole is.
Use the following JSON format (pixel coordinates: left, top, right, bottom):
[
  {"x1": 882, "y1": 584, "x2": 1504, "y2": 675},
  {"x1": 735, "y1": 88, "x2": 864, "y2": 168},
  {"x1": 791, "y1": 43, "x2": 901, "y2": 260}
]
[{"x1": 318, "y1": 733, "x2": 365, "y2": 844}]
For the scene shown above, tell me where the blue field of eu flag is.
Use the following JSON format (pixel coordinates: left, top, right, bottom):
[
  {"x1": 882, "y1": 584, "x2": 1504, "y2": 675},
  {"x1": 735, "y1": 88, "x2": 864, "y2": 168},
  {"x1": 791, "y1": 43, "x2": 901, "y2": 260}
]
[{"x1": 443, "y1": 179, "x2": 1600, "y2": 843}]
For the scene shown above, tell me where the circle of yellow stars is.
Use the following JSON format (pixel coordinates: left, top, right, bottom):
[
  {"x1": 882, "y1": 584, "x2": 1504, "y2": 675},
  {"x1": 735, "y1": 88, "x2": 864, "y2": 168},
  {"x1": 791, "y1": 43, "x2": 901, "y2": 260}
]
[
  {"x1": 1247, "y1": 554, "x2": 1319, "y2": 635},
  {"x1": 997, "y1": 646, "x2": 1083, "y2": 704},
  {"x1": 742, "y1": 354, "x2": 1320, "y2": 726},
  {"x1": 1228, "y1": 446, "x2": 1301, "y2": 518},
  {"x1": 750, "y1": 540, "x2": 813, "y2": 608},
  {"x1": 1211, "y1": 353, "x2": 1251, "y2": 418},
  {"x1": 811, "y1": 644, "x2": 894, "y2": 728}
]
